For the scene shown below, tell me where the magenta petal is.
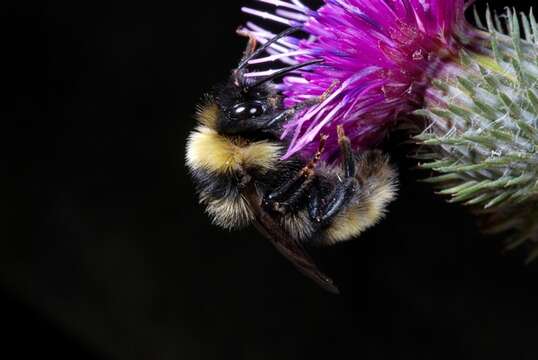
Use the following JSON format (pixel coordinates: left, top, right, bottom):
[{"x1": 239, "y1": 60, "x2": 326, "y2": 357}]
[{"x1": 243, "y1": 0, "x2": 468, "y2": 161}]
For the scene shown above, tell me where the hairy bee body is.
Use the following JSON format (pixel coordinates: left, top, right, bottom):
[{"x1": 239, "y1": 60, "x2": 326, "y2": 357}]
[
  {"x1": 187, "y1": 117, "x2": 397, "y2": 246},
  {"x1": 186, "y1": 31, "x2": 397, "y2": 291}
]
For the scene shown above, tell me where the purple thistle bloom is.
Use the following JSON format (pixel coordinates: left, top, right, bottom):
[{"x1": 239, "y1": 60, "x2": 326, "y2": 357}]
[{"x1": 242, "y1": 0, "x2": 470, "y2": 161}]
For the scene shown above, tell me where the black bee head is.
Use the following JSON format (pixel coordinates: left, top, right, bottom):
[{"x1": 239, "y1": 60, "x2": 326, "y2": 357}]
[
  {"x1": 212, "y1": 79, "x2": 285, "y2": 138},
  {"x1": 196, "y1": 28, "x2": 322, "y2": 139}
]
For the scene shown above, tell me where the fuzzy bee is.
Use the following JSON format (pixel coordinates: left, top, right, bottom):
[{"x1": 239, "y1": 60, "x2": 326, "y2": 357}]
[{"x1": 186, "y1": 29, "x2": 397, "y2": 293}]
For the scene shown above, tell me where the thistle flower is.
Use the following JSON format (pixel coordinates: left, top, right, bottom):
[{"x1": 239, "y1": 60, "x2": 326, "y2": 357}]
[
  {"x1": 242, "y1": 0, "x2": 538, "y2": 258},
  {"x1": 242, "y1": 0, "x2": 467, "y2": 161}
]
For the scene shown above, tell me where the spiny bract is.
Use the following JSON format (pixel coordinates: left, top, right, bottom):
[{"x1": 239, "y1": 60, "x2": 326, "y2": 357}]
[{"x1": 416, "y1": 7, "x2": 538, "y2": 260}]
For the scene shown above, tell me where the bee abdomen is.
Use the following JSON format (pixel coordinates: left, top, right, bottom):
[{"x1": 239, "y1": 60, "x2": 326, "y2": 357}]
[
  {"x1": 200, "y1": 190, "x2": 254, "y2": 230},
  {"x1": 190, "y1": 168, "x2": 254, "y2": 230},
  {"x1": 323, "y1": 152, "x2": 398, "y2": 245},
  {"x1": 282, "y1": 210, "x2": 315, "y2": 242}
]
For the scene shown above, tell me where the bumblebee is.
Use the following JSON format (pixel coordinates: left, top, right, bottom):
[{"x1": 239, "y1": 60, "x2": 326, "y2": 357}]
[{"x1": 186, "y1": 29, "x2": 397, "y2": 293}]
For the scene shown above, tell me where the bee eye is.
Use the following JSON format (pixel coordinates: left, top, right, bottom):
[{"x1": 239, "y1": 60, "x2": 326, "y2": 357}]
[{"x1": 229, "y1": 102, "x2": 265, "y2": 120}]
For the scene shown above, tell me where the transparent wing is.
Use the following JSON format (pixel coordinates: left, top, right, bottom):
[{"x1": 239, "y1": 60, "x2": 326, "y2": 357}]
[{"x1": 246, "y1": 186, "x2": 340, "y2": 294}]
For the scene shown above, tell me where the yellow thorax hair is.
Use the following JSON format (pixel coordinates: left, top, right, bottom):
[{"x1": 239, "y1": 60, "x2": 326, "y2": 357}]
[{"x1": 187, "y1": 102, "x2": 282, "y2": 174}]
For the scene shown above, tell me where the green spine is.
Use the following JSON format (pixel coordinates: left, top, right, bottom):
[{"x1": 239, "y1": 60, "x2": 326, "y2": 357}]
[{"x1": 416, "y1": 7, "x2": 538, "y2": 259}]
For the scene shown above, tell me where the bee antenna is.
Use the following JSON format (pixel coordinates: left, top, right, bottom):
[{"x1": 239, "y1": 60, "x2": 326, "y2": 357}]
[
  {"x1": 246, "y1": 59, "x2": 324, "y2": 90},
  {"x1": 237, "y1": 26, "x2": 302, "y2": 70}
]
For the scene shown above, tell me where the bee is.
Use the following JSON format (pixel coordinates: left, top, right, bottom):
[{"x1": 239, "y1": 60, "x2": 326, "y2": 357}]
[{"x1": 186, "y1": 29, "x2": 397, "y2": 293}]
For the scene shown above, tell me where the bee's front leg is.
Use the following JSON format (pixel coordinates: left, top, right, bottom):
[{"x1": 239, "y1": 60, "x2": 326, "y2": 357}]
[
  {"x1": 286, "y1": 80, "x2": 340, "y2": 114},
  {"x1": 263, "y1": 136, "x2": 328, "y2": 214},
  {"x1": 262, "y1": 164, "x2": 316, "y2": 214}
]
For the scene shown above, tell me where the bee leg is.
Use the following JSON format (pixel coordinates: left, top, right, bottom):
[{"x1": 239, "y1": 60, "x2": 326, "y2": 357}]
[
  {"x1": 263, "y1": 149, "x2": 324, "y2": 214},
  {"x1": 310, "y1": 126, "x2": 358, "y2": 227},
  {"x1": 312, "y1": 178, "x2": 357, "y2": 227},
  {"x1": 307, "y1": 182, "x2": 321, "y2": 221},
  {"x1": 262, "y1": 160, "x2": 318, "y2": 214},
  {"x1": 244, "y1": 33, "x2": 257, "y2": 58},
  {"x1": 287, "y1": 81, "x2": 341, "y2": 115},
  {"x1": 263, "y1": 136, "x2": 328, "y2": 214},
  {"x1": 264, "y1": 83, "x2": 341, "y2": 132},
  {"x1": 337, "y1": 125, "x2": 356, "y2": 178}
]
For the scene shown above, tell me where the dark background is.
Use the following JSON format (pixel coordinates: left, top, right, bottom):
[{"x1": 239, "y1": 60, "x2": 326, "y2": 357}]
[{"x1": 4, "y1": 0, "x2": 538, "y2": 359}]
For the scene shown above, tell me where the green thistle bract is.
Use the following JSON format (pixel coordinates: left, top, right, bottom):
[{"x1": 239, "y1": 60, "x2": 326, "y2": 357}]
[{"x1": 416, "y1": 7, "x2": 538, "y2": 259}]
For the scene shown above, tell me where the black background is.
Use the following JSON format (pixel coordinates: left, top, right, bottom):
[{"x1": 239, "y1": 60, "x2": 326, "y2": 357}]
[{"x1": 4, "y1": 0, "x2": 538, "y2": 359}]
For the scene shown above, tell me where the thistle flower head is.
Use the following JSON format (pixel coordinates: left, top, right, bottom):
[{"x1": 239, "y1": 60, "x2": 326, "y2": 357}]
[
  {"x1": 241, "y1": 1, "x2": 538, "y2": 258},
  {"x1": 242, "y1": 0, "x2": 469, "y2": 160}
]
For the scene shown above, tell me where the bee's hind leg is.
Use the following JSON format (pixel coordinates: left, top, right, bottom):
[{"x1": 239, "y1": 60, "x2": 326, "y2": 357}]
[
  {"x1": 309, "y1": 126, "x2": 358, "y2": 227},
  {"x1": 311, "y1": 178, "x2": 357, "y2": 227}
]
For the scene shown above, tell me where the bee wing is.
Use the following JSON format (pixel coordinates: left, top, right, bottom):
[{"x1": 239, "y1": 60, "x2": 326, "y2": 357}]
[{"x1": 246, "y1": 188, "x2": 340, "y2": 294}]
